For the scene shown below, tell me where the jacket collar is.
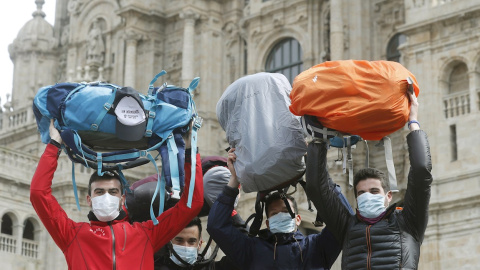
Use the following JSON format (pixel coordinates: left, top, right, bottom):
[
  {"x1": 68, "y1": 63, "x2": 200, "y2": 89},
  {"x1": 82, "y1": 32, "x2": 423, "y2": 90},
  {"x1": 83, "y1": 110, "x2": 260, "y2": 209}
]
[
  {"x1": 355, "y1": 203, "x2": 398, "y2": 225},
  {"x1": 260, "y1": 229, "x2": 305, "y2": 244},
  {"x1": 88, "y1": 210, "x2": 128, "y2": 225}
]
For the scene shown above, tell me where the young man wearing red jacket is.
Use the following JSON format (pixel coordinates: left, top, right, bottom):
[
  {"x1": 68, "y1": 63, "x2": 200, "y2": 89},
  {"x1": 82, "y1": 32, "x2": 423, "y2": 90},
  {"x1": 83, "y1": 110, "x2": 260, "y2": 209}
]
[{"x1": 30, "y1": 120, "x2": 204, "y2": 269}]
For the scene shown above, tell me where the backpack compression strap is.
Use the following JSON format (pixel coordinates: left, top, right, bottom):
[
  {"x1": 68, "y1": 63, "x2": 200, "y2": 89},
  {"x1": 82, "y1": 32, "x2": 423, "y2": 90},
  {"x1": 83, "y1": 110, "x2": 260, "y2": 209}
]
[
  {"x1": 376, "y1": 137, "x2": 399, "y2": 192},
  {"x1": 186, "y1": 78, "x2": 201, "y2": 208},
  {"x1": 187, "y1": 116, "x2": 202, "y2": 208},
  {"x1": 246, "y1": 192, "x2": 265, "y2": 237}
]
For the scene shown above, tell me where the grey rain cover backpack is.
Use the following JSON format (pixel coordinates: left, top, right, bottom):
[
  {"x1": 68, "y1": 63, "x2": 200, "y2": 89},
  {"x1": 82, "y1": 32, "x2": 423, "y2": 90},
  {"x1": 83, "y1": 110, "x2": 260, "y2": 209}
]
[{"x1": 216, "y1": 72, "x2": 307, "y2": 193}]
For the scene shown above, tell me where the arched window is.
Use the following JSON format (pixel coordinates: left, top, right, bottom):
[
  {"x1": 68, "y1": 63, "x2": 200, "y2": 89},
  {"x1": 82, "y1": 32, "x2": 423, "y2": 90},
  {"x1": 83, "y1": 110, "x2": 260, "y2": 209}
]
[
  {"x1": 23, "y1": 219, "x2": 35, "y2": 240},
  {"x1": 21, "y1": 218, "x2": 39, "y2": 258},
  {"x1": 449, "y1": 63, "x2": 469, "y2": 94},
  {"x1": 387, "y1": 34, "x2": 406, "y2": 62},
  {"x1": 1, "y1": 214, "x2": 16, "y2": 254},
  {"x1": 1, "y1": 214, "x2": 13, "y2": 235},
  {"x1": 443, "y1": 61, "x2": 470, "y2": 119},
  {"x1": 265, "y1": 38, "x2": 303, "y2": 83}
]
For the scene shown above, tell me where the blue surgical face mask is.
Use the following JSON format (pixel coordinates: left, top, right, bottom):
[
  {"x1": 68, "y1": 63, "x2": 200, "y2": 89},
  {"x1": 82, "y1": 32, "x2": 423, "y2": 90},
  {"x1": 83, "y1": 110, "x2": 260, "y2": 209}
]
[
  {"x1": 170, "y1": 243, "x2": 198, "y2": 266},
  {"x1": 357, "y1": 192, "x2": 387, "y2": 218},
  {"x1": 268, "y1": 212, "x2": 296, "y2": 234}
]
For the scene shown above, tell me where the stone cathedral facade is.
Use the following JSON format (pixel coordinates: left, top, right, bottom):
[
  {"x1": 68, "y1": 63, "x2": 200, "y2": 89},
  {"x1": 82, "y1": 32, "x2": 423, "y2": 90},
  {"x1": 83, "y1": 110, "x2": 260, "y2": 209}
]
[{"x1": 0, "y1": 0, "x2": 479, "y2": 269}]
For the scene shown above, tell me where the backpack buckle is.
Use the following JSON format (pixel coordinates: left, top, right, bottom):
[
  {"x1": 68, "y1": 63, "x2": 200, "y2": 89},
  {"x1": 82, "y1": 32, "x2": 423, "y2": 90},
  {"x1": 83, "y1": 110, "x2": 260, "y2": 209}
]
[
  {"x1": 193, "y1": 117, "x2": 203, "y2": 130},
  {"x1": 104, "y1": 102, "x2": 112, "y2": 111}
]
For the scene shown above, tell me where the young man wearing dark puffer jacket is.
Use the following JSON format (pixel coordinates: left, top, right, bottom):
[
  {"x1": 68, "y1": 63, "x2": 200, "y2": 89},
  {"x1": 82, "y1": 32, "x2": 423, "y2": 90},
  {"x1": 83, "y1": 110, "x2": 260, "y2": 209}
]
[{"x1": 306, "y1": 92, "x2": 432, "y2": 269}]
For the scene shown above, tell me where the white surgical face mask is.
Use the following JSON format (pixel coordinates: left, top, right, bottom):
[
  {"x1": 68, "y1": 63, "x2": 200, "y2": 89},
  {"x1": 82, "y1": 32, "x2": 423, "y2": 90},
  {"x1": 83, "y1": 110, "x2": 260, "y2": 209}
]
[
  {"x1": 170, "y1": 243, "x2": 198, "y2": 266},
  {"x1": 357, "y1": 192, "x2": 387, "y2": 218},
  {"x1": 91, "y1": 193, "x2": 120, "y2": 222},
  {"x1": 268, "y1": 212, "x2": 296, "y2": 234}
]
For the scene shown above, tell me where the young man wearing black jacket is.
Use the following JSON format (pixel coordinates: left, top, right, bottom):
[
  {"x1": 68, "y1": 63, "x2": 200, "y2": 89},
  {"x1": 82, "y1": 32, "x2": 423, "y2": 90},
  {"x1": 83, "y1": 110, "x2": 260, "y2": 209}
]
[{"x1": 306, "y1": 92, "x2": 432, "y2": 269}]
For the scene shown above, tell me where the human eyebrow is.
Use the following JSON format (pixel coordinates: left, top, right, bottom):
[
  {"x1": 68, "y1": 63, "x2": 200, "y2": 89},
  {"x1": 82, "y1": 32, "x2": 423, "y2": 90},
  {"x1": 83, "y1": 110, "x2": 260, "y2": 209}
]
[{"x1": 94, "y1": 188, "x2": 106, "y2": 193}]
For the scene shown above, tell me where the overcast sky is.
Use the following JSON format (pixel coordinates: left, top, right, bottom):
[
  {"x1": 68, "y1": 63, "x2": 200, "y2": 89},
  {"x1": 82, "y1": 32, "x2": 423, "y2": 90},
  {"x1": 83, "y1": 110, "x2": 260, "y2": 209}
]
[{"x1": 0, "y1": 0, "x2": 56, "y2": 106}]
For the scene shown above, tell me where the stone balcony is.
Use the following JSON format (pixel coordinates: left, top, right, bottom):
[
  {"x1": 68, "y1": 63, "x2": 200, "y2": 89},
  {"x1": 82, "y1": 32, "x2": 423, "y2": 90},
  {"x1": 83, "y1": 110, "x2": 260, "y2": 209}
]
[{"x1": 443, "y1": 91, "x2": 470, "y2": 119}]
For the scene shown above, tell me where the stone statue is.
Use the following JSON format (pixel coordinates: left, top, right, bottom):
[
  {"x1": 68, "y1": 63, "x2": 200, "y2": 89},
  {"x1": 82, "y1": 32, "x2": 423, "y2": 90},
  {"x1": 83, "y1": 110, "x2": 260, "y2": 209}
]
[{"x1": 87, "y1": 20, "x2": 105, "y2": 63}]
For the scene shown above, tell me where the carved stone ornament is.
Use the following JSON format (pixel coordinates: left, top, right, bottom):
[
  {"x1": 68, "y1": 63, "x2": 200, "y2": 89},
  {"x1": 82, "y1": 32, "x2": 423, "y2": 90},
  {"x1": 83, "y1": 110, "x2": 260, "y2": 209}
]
[
  {"x1": 179, "y1": 9, "x2": 200, "y2": 22},
  {"x1": 67, "y1": 0, "x2": 82, "y2": 15},
  {"x1": 60, "y1": 25, "x2": 70, "y2": 47},
  {"x1": 87, "y1": 19, "x2": 105, "y2": 65}
]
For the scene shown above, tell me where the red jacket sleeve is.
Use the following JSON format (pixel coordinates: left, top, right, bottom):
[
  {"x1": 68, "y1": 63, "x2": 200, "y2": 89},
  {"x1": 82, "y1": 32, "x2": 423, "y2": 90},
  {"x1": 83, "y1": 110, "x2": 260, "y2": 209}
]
[
  {"x1": 146, "y1": 152, "x2": 204, "y2": 251},
  {"x1": 30, "y1": 144, "x2": 76, "y2": 251}
]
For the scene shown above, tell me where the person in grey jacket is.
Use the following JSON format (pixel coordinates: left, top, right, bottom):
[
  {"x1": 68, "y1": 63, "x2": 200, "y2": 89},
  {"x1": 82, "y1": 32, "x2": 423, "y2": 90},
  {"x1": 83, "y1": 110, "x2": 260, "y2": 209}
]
[{"x1": 306, "y1": 92, "x2": 433, "y2": 269}]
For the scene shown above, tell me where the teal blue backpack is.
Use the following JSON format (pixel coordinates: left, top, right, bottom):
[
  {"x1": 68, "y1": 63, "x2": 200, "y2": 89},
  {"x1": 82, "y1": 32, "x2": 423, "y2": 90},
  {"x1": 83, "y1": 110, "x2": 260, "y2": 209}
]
[{"x1": 33, "y1": 71, "x2": 202, "y2": 224}]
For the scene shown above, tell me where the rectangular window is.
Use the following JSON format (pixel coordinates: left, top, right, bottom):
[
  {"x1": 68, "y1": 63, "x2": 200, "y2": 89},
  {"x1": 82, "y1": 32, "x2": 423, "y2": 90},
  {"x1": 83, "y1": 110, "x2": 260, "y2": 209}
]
[{"x1": 450, "y1": 124, "x2": 457, "y2": 161}]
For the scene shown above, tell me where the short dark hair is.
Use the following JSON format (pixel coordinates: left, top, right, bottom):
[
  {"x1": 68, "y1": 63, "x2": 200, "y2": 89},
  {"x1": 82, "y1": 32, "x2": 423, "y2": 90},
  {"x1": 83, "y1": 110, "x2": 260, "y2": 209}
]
[
  {"x1": 353, "y1": 168, "x2": 389, "y2": 197},
  {"x1": 88, "y1": 171, "x2": 124, "y2": 196},
  {"x1": 185, "y1": 216, "x2": 202, "y2": 239},
  {"x1": 264, "y1": 192, "x2": 298, "y2": 218}
]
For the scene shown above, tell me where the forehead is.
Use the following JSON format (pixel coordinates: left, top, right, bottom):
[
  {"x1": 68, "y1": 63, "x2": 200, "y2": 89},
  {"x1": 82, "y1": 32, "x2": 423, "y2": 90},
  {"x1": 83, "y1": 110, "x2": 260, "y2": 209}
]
[
  {"x1": 91, "y1": 179, "x2": 121, "y2": 190},
  {"x1": 176, "y1": 225, "x2": 200, "y2": 240},
  {"x1": 267, "y1": 198, "x2": 293, "y2": 216},
  {"x1": 356, "y1": 178, "x2": 383, "y2": 192}
]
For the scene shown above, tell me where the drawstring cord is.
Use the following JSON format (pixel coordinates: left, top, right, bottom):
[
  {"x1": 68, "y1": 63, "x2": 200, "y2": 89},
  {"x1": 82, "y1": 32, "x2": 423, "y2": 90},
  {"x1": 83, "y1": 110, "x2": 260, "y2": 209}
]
[
  {"x1": 273, "y1": 234, "x2": 303, "y2": 263},
  {"x1": 293, "y1": 234, "x2": 303, "y2": 263}
]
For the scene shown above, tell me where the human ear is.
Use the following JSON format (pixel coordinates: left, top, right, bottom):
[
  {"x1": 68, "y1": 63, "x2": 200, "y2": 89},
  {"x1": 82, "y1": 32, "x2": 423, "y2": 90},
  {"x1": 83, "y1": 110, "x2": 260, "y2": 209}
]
[
  {"x1": 295, "y1": 214, "x2": 301, "y2": 226},
  {"x1": 385, "y1": 191, "x2": 393, "y2": 206},
  {"x1": 86, "y1": 195, "x2": 92, "y2": 207}
]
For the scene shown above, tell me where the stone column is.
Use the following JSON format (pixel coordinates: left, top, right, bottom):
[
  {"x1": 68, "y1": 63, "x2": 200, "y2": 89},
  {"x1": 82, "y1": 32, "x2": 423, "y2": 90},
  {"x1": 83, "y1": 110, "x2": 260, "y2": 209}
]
[
  {"x1": 180, "y1": 10, "x2": 199, "y2": 88},
  {"x1": 469, "y1": 70, "x2": 479, "y2": 113},
  {"x1": 330, "y1": 0, "x2": 344, "y2": 60},
  {"x1": 124, "y1": 31, "x2": 142, "y2": 88},
  {"x1": 14, "y1": 224, "x2": 24, "y2": 255}
]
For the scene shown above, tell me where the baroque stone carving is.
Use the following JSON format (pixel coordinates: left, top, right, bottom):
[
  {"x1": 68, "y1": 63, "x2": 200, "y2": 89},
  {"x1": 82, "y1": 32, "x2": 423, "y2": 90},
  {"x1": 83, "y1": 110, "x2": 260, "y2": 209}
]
[{"x1": 87, "y1": 19, "x2": 106, "y2": 65}]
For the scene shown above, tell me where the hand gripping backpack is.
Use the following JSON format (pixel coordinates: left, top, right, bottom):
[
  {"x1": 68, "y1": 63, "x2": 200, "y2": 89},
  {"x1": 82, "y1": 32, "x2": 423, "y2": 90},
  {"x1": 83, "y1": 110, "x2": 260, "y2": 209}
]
[{"x1": 33, "y1": 71, "x2": 202, "y2": 223}]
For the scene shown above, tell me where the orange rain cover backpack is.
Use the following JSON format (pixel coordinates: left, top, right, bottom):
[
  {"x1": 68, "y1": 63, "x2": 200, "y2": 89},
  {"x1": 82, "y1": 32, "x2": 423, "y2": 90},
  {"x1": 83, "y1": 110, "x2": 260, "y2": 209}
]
[{"x1": 289, "y1": 60, "x2": 419, "y2": 141}]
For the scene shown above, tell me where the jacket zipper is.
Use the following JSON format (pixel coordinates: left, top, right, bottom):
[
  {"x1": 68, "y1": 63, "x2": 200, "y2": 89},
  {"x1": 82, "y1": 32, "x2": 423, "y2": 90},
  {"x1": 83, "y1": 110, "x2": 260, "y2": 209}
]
[
  {"x1": 366, "y1": 225, "x2": 372, "y2": 270},
  {"x1": 110, "y1": 223, "x2": 116, "y2": 270},
  {"x1": 273, "y1": 235, "x2": 278, "y2": 260}
]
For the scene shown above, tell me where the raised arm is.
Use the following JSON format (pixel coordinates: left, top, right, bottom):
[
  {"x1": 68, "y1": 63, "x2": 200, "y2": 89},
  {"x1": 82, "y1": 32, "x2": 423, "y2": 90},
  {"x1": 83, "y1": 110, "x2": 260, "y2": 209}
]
[
  {"x1": 306, "y1": 141, "x2": 353, "y2": 244},
  {"x1": 30, "y1": 120, "x2": 75, "y2": 251},
  {"x1": 206, "y1": 148, "x2": 254, "y2": 269},
  {"x1": 402, "y1": 93, "x2": 433, "y2": 242},
  {"x1": 148, "y1": 149, "x2": 204, "y2": 251}
]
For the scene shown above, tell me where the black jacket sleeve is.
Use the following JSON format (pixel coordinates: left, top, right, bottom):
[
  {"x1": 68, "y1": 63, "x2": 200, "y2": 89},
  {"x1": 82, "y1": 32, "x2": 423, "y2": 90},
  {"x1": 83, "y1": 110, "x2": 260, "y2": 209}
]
[
  {"x1": 402, "y1": 130, "x2": 433, "y2": 242},
  {"x1": 206, "y1": 186, "x2": 254, "y2": 269},
  {"x1": 305, "y1": 141, "x2": 353, "y2": 244}
]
